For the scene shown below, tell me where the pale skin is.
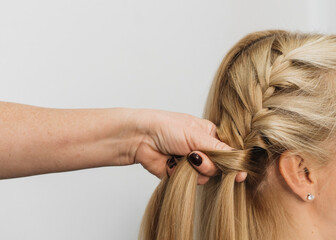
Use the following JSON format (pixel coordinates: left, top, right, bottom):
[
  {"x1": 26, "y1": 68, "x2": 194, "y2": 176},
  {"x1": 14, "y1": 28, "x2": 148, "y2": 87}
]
[
  {"x1": 270, "y1": 150, "x2": 336, "y2": 240},
  {"x1": 0, "y1": 101, "x2": 247, "y2": 183}
]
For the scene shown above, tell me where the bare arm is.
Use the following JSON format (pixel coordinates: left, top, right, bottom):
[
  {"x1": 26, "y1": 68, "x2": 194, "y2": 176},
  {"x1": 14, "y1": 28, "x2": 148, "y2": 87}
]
[
  {"x1": 0, "y1": 101, "x2": 244, "y2": 184},
  {"x1": 0, "y1": 102, "x2": 140, "y2": 179}
]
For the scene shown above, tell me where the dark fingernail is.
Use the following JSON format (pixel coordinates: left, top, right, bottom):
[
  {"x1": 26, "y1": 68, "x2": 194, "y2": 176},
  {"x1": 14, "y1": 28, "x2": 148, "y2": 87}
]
[
  {"x1": 167, "y1": 157, "x2": 177, "y2": 168},
  {"x1": 187, "y1": 152, "x2": 202, "y2": 166},
  {"x1": 169, "y1": 162, "x2": 177, "y2": 169}
]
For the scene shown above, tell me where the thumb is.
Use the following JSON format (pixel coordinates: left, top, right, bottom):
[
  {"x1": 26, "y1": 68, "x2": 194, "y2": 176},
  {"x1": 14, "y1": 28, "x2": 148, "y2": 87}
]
[
  {"x1": 186, "y1": 135, "x2": 233, "y2": 177},
  {"x1": 188, "y1": 134, "x2": 247, "y2": 182},
  {"x1": 194, "y1": 120, "x2": 234, "y2": 151},
  {"x1": 196, "y1": 131, "x2": 234, "y2": 152},
  {"x1": 205, "y1": 137, "x2": 234, "y2": 151}
]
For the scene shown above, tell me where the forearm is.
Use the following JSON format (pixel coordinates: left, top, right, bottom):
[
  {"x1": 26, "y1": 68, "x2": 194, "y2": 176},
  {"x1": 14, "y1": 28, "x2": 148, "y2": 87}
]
[{"x1": 0, "y1": 102, "x2": 141, "y2": 179}]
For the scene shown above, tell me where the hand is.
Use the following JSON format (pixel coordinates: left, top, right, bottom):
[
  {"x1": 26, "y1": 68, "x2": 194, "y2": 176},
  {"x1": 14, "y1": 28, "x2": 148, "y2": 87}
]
[{"x1": 130, "y1": 109, "x2": 247, "y2": 185}]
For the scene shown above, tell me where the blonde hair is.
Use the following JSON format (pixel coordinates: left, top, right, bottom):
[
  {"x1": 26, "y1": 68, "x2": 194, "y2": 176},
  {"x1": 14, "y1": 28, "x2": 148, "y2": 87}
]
[{"x1": 138, "y1": 30, "x2": 336, "y2": 240}]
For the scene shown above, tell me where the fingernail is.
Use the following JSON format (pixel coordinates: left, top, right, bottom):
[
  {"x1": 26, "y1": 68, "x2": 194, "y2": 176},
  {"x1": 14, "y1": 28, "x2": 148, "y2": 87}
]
[
  {"x1": 187, "y1": 152, "x2": 202, "y2": 166},
  {"x1": 169, "y1": 162, "x2": 177, "y2": 169},
  {"x1": 167, "y1": 157, "x2": 177, "y2": 168}
]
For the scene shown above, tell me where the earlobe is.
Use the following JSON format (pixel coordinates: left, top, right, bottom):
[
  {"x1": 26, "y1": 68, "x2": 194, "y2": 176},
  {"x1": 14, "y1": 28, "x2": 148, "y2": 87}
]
[{"x1": 278, "y1": 151, "x2": 316, "y2": 202}]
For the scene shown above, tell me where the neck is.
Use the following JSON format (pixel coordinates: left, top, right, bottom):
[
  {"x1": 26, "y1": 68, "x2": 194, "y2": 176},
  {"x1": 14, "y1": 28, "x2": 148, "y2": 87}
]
[
  {"x1": 265, "y1": 163, "x2": 328, "y2": 240},
  {"x1": 284, "y1": 202, "x2": 323, "y2": 240}
]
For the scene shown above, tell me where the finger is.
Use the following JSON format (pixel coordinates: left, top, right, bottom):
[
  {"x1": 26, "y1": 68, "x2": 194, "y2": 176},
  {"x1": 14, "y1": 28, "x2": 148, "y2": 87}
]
[
  {"x1": 197, "y1": 174, "x2": 210, "y2": 185},
  {"x1": 166, "y1": 157, "x2": 177, "y2": 177},
  {"x1": 235, "y1": 171, "x2": 248, "y2": 182},
  {"x1": 207, "y1": 120, "x2": 219, "y2": 138},
  {"x1": 193, "y1": 131, "x2": 234, "y2": 154},
  {"x1": 195, "y1": 128, "x2": 248, "y2": 183},
  {"x1": 197, "y1": 120, "x2": 235, "y2": 151},
  {"x1": 187, "y1": 151, "x2": 221, "y2": 177}
]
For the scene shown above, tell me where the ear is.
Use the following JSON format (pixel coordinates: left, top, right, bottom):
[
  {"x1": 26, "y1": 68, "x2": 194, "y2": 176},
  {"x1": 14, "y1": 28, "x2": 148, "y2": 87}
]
[{"x1": 278, "y1": 150, "x2": 316, "y2": 202}]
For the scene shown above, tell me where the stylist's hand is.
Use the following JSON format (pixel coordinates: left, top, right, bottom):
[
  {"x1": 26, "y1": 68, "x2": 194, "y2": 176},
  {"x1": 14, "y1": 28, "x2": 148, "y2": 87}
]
[{"x1": 129, "y1": 109, "x2": 247, "y2": 185}]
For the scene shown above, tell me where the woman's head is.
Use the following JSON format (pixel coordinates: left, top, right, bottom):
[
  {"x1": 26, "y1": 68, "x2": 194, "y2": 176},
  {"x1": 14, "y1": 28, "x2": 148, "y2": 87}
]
[
  {"x1": 139, "y1": 30, "x2": 336, "y2": 240},
  {"x1": 202, "y1": 30, "x2": 336, "y2": 239}
]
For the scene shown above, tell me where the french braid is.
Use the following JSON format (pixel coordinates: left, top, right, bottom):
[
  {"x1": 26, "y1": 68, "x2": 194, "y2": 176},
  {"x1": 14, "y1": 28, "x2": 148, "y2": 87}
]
[{"x1": 139, "y1": 30, "x2": 336, "y2": 240}]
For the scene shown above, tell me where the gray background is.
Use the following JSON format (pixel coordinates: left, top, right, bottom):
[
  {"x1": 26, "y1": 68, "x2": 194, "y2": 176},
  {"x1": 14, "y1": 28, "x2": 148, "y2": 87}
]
[{"x1": 0, "y1": 0, "x2": 335, "y2": 239}]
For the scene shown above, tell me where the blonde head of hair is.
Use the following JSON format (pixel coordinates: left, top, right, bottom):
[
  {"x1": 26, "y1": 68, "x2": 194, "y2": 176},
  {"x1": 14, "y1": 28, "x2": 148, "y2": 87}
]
[{"x1": 138, "y1": 30, "x2": 336, "y2": 240}]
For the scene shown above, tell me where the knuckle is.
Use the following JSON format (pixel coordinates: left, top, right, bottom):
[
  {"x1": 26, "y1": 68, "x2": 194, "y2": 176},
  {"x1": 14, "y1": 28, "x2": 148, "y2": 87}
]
[
  {"x1": 215, "y1": 140, "x2": 232, "y2": 151},
  {"x1": 204, "y1": 119, "x2": 217, "y2": 133}
]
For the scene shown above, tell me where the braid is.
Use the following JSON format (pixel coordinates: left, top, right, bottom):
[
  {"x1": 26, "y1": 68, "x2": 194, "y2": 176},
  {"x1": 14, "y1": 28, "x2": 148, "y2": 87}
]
[
  {"x1": 139, "y1": 30, "x2": 336, "y2": 240},
  {"x1": 202, "y1": 31, "x2": 336, "y2": 239}
]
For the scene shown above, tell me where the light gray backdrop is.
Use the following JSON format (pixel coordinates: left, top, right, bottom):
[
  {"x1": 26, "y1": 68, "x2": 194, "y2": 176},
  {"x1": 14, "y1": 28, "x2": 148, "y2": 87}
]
[{"x1": 0, "y1": 0, "x2": 335, "y2": 239}]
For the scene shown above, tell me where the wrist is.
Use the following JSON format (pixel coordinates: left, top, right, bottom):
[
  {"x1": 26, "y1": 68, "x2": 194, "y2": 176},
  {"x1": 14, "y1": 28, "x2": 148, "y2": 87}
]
[
  {"x1": 110, "y1": 108, "x2": 148, "y2": 165},
  {"x1": 124, "y1": 108, "x2": 162, "y2": 165}
]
